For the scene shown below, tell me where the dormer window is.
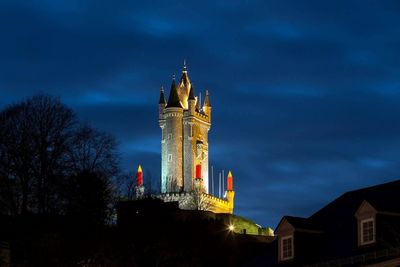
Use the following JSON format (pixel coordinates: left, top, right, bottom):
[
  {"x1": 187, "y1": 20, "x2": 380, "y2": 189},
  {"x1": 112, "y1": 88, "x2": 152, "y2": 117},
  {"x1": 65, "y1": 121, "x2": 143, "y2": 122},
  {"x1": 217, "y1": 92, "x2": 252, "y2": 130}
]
[
  {"x1": 355, "y1": 200, "x2": 377, "y2": 247},
  {"x1": 280, "y1": 235, "x2": 294, "y2": 261},
  {"x1": 360, "y1": 218, "x2": 375, "y2": 245}
]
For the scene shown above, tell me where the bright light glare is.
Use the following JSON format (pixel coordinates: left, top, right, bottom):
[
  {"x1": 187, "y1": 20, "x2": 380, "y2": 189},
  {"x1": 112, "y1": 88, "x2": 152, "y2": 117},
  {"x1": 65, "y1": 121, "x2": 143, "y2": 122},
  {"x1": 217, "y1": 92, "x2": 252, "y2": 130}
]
[{"x1": 228, "y1": 225, "x2": 235, "y2": 231}]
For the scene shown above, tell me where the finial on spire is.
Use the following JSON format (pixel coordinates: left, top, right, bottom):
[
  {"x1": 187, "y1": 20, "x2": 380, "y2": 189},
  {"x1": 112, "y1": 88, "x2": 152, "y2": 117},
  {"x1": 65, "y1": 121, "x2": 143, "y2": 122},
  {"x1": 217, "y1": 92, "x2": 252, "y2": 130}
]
[
  {"x1": 172, "y1": 73, "x2": 176, "y2": 80},
  {"x1": 183, "y1": 59, "x2": 187, "y2": 73}
]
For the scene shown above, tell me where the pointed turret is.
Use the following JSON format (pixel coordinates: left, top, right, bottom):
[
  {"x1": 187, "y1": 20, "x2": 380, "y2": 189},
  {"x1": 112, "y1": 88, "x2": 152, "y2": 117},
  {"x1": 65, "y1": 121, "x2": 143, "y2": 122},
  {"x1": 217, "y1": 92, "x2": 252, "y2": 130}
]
[
  {"x1": 178, "y1": 60, "x2": 191, "y2": 109},
  {"x1": 136, "y1": 165, "x2": 145, "y2": 199},
  {"x1": 188, "y1": 83, "x2": 196, "y2": 115},
  {"x1": 159, "y1": 86, "x2": 166, "y2": 104},
  {"x1": 227, "y1": 171, "x2": 233, "y2": 191},
  {"x1": 195, "y1": 95, "x2": 201, "y2": 111},
  {"x1": 202, "y1": 89, "x2": 212, "y2": 120},
  {"x1": 137, "y1": 165, "x2": 143, "y2": 186},
  {"x1": 203, "y1": 89, "x2": 211, "y2": 107},
  {"x1": 166, "y1": 75, "x2": 182, "y2": 108},
  {"x1": 180, "y1": 60, "x2": 190, "y2": 87},
  {"x1": 226, "y1": 170, "x2": 235, "y2": 213},
  {"x1": 188, "y1": 83, "x2": 195, "y2": 100}
]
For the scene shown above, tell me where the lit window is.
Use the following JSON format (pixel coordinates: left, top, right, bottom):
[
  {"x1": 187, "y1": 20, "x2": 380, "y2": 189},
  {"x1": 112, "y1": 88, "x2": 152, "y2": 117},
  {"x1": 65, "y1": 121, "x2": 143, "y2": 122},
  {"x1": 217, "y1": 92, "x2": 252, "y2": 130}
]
[
  {"x1": 281, "y1": 235, "x2": 294, "y2": 261},
  {"x1": 361, "y1": 218, "x2": 375, "y2": 245},
  {"x1": 168, "y1": 154, "x2": 172, "y2": 162}
]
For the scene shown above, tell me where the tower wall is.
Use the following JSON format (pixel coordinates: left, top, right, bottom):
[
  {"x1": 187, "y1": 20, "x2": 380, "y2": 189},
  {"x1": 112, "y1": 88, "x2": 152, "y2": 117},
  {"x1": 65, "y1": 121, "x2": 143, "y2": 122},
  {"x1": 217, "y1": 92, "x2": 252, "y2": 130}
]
[
  {"x1": 160, "y1": 65, "x2": 212, "y2": 194},
  {"x1": 183, "y1": 113, "x2": 210, "y2": 193},
  {"x1": 183, "y1": 116, "x2": 194, "y2": 191},
  {"x1": 162, "y1": 108, "x2": 184, "y2": 193}
]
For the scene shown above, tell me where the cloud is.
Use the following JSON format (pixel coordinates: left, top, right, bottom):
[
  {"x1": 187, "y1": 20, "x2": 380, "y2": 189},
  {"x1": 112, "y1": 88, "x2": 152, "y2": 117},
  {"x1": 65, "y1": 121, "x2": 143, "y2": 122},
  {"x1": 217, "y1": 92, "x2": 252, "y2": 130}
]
[{"x1": 2, "y1": 0, "x2": 400, "y2": 227}]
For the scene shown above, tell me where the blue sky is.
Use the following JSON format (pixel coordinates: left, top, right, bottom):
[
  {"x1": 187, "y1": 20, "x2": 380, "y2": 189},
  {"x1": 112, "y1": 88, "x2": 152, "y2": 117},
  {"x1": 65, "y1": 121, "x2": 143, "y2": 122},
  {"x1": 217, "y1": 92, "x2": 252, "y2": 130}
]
[{"x1": 1, "y1": 0, "x2": 400, "y2": 227}]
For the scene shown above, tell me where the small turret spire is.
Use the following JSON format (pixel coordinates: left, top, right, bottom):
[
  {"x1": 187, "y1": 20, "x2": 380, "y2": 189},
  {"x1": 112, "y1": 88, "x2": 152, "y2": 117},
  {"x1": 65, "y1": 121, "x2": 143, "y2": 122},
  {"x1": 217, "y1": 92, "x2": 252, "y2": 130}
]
[
  {"x1": 227, "y1": 171, "x2": 233, "y2": 191},
  {"x1": 188, "y1": 84, "x2": 195, "y2": 100},
  {"x1": 166, "y1": 74, "x2": 183, "y2": 108},
  {"x1": 159, "y1": 86, "x2": 166, "y2": 104},
  {"x1": 204, "y1": 89, "x2": 211, "y2": 107},
  {"x1": 195, "y1": 95, "x2": 201, "y2": 111},
  {"x1": 137, "y1": 165, "x2": 143, "y2": 186},
  {"x1": 135, "y1": 164, "x2": 145, "y2": 199}
]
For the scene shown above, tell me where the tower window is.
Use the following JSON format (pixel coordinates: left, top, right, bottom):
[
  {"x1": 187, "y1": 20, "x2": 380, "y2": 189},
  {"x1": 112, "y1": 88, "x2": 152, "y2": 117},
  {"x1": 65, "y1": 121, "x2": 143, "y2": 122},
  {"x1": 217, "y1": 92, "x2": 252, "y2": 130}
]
[
  {"x1": 168, "y1": 154, "x2": 172, "y2": 162},
  {"x1": 280, "y1": 235, "x2": 294, "y2": 261},
  {"x1": 361, "y1": 218, "x2": 375, "y2": 245},
  {"x1": 168, "y1": 133, "x2": 172, "y2": 140}
]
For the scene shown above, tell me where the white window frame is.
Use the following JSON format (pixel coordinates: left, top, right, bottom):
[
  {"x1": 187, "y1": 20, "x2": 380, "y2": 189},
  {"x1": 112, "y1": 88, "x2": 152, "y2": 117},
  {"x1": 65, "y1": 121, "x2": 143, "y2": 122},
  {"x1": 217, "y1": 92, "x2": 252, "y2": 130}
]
[
  {"x1": 280, "y1": 235, "x2": 294, "y2": 261},
  {"x1": 360, "y1": 217, "x2": 375, "y2": 245}
]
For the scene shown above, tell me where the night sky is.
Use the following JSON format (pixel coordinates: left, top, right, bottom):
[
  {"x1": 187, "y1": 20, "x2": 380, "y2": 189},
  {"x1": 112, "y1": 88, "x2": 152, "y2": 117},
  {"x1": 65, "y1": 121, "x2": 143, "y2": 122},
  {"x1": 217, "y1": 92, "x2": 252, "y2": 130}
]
[{"x1": 2, "y1": 0, "x2": 400, "y2": 228}]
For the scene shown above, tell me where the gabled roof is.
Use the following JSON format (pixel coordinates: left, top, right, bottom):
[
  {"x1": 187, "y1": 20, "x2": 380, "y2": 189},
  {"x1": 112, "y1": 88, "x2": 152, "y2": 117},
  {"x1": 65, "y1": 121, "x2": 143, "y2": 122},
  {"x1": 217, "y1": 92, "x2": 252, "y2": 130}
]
[
  {"x1": 310, "y1": 179, "x2": 400, "y2": 225},
  {"x1": 276, "y1": 216, "x2": 322, "y2": 234},
  {"x1": 272, "y1": 179, "x2": 400, "y2": 266},
  {"x1": 354, "y1": 200, "x2": 377, "y2": 217}
]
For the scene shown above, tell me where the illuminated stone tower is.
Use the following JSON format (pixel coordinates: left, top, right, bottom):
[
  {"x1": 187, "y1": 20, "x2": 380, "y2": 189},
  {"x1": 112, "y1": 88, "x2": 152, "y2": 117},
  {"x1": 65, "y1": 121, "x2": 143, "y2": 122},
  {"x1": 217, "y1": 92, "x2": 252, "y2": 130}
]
[{"x1": 159, "y1": 62, "x2": 211, "y2": 194}]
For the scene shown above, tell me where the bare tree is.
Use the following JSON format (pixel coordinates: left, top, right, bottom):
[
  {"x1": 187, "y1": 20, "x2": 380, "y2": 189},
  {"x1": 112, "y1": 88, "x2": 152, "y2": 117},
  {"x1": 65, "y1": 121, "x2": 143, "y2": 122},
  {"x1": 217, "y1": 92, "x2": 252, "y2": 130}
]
[
  {"x1": 67, "y1": 124, "x2": 119, "y2": 177},
  {"x1": 115, "y1": 172, "x2": 136, "y2": 200},
  {"x1": 187, "y1": 181, "x2": 212, "y2": 211},
  {"x1": 0, "y1": 95, "x2": 75, "y2": 214},
  {"x1": 0, "y1": 94, "x2": 120, "y2": 218}
]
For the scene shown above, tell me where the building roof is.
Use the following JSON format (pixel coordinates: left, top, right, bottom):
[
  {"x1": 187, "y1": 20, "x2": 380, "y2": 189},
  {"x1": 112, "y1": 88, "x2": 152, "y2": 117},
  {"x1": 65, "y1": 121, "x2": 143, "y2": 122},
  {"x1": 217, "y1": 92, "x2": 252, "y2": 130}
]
[
  {"x1": 204, "y1": 89, "x2": 211, "y2": 107},
  {"x1": 188, "y1": 83, "x2": 195, "y2": 101},
  {"x1": 159, "y1": 86, "x2": 166, "y2": 104},
  {"x1": 310, "y1": 179, "x2": 400, "y2": 225},
  {"x1": 272, "y1": 179, "x2": 400, "y2": 266},
  {"x1": 166, "y1": 76, "x2": 183, "y2": 108},
  {"x1": 283, "y1": 216, "x2": 321, "y2": 232}
]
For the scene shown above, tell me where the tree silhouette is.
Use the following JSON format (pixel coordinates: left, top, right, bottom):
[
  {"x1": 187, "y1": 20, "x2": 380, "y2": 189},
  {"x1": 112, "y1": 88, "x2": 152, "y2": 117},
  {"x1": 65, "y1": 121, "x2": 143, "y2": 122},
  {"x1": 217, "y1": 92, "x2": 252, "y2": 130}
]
[
  {"x1": 0, "y1": 95, "x2": 120, "y2": 219},
  {"x1": 65, "y1": 170, "x2": 113, "y2": 224}
]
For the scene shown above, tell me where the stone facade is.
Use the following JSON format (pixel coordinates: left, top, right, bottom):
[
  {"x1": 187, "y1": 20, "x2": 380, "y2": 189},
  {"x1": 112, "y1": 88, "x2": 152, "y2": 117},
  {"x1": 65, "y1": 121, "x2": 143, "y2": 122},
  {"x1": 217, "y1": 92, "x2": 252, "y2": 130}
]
[
  {"x1": 157, "y1": 63, "x2": 234, "y2": 214},
  {"x1": 159, "y1": 64, "x2": 211, "y2": 193}
]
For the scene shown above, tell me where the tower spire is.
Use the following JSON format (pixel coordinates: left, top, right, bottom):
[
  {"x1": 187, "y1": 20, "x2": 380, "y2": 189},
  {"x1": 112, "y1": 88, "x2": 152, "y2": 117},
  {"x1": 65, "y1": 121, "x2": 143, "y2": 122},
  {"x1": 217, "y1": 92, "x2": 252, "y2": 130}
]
[
  {"x1": 183, "y1": 59, "x2": 187, "y2": 73},
  {"x1": 227, "y1": 171, "x2": 233, "y2": 191},
  {"x1": 137, "y1": 165, "x2": 143, "y2": 186},
  {"x1": 136, "y1": 164, "x2": 145, "y2": 199},
  {"x1": 188, "y1": 83, "x2": 195, "y2": 100},
  {"x1": 203, "y1": 89, "x2": 211, "y2": 107},
  {"x1": 166, "y1": 74, "x2": 182, "y2": 108},
  {"x1": 159, "y1": 86, "x2": 166, "y2": 104}
]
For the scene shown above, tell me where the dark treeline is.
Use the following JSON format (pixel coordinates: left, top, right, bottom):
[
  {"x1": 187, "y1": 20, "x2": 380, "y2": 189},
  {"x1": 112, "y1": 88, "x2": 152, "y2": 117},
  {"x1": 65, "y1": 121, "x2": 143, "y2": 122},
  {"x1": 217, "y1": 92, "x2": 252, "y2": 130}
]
[
  {"x1": 0, "y1": 95, "x2": 265, "y2": 266},
  {"x1": 0, "y1": 95, "x2": 120, "y2": 223}
]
